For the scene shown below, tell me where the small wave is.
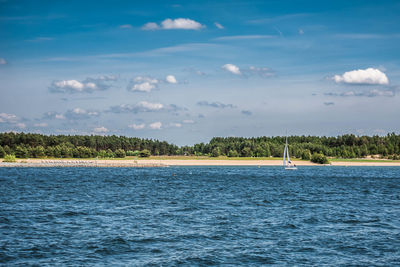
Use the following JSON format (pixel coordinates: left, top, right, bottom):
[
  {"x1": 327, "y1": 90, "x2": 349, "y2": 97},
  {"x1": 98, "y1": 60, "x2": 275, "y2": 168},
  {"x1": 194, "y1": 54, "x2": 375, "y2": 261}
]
[
  {"x1": 303, "y1": 217, "x2": 319, "y2": 224},
  {"x1": 94, "y1": 236, "x2": 133, "y2": 255},
  {"x1": 283, "y1": 223, "x2": 297, "y2": 229},
  {"x1": 61, "y1": 210, "x2": 88, "y2": 217},
  {"x1": 0, "y1": 217, "x2": 10, "y2": 224}
]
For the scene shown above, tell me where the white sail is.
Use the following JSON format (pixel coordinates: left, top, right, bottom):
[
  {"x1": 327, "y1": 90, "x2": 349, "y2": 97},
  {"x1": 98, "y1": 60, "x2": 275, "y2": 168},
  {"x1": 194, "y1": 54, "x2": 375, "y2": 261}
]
[
  {"x1": 283, "y1": 144, "x2": 287, "y2": 166},
  {"x1": 283, "y1": 134, "x2": 297, "y2": 170}
]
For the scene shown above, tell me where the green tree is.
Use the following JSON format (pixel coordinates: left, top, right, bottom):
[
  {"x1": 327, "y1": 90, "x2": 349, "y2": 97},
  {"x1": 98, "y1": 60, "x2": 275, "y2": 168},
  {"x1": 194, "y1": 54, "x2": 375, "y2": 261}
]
[
  {"x1": 31, "y1": 146, "x2": 45, "y2": 158},
  {"x1": 0, "y1": 146, "x2": 5, "y2": 158},
  {"x1": 211, "y1": 147, "x2": 221, "y2": 157},
  {"x1": 227, "y1": 149, "x2": 239, "y2": 157},
  {"x1": 241, "y1": 147, "x2": 252, "y2": 157},
  {"x1": 139, "y1": 149, "x2": 151, "y2": 157},
  {"x1": 15, "y1": 146, "x2": 29, "y2": 158},
  {"x1": 311, "y1": 153, "x2": 329, "y2": 164},
  {"x1": 115, "y1": 149, "x2": 126, "y2": 158},
  {"x1": 301, "y1": 149, "x2": 311, "y2": 160}
]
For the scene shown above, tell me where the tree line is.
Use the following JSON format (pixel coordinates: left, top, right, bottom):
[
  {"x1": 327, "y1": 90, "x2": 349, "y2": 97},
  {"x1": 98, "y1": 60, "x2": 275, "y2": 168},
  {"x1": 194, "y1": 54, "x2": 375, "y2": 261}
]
[{"x1": 0, "y1": 132, "x2": 399, "y2": 160}]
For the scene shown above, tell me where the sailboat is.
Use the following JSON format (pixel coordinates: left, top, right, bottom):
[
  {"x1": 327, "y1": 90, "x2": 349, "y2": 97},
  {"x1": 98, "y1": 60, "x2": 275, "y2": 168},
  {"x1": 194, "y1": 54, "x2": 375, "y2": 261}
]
[{"x1": 283, "y1": 135, "x2": 297, "y2": 170}]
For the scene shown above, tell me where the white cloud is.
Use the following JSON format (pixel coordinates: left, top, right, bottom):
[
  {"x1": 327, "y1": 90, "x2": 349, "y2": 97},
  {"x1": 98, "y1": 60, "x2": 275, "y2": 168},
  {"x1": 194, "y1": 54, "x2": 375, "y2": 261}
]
[
  {"x1": 215, "y1": 35, "x2": 275, "y2": 41},
  {"x1": 34, "y1": 123, "x2": 48, "y2": 127},
  {"x1": 51, "y1": 80, "x2": 96, "y2": 93},
  {"x1": 161, "y1": 18, "x2": 203, "y2": 30},
  {"x1": 197, "y1": 101, "x2": 237, "y2": 108},
  {"x1": 0, "y1": 58, "x2": 7, "y2": 65},
  {"x1": 142, "y1": 18, "x2": 204, "y2": 31},
  {"x1": 222, "y1": 64, "x2": 241, "y2": 75},
  {"x1": 169, "y1": 122, "x2": 182, "y2": 128},
  {"x1": 248, "y1": 66, "x2": 274, "y2": 77},
  {"x1": 119, "y1": 24, "x2": 132, "y2": 29},
  {"x1": 0, "y1": 113, "x2": 18, "y2": 123},
  {"x1": 49, "y1": 76, "x2": 114, "y2": 94},
  {"x1": 109, "y1": 101, "x2": 164, "y2": 113},
  {"x1": 333, "y1": 68, "x2": 389, "y2": 85},
  {"x1": 65, "y1": 108, "x2": 100, "y2": 120},
  {"x1": 128, "y1": 76, "x2": 159, "y2": 92},
  {"x1": 325, "y1": 89, "x2": 395, "y2": 97},
  {"x1": 138, "y1": 101, "x2": 163, "y2": 110},
  {"x1": 93, "y1": 126, "x2": 108, "y2": 133},
  {"x1": 215, "y1": 22, "x2": 224, "y2": 29},
  {"x1": 55, "y1": 114, "x2": 65, "y2": 119},
  {"x1": 132, "y1": 82, "x2": 156, "y2": 92},
  {"x1": 298, "y1": 28, "x2": 304, "y2": 35},
  {"x1": 43, "y1": 112, "x2": 66, "y2": 120},
  {"x1": 149, "y1": 121, "x2": 162, "y2": 129},
  {"x1": 128, "y1": 123, "x2": 145, "y2": 130},
  {"x1": 141, "y1": 22, "x2": 160, "y2": 30},
  {"x1": 166, "y1": 75, "x2": 177, "y2": 84},
  {"x1": 16, "y1": 123, "x2": 26, "y2": 129}
]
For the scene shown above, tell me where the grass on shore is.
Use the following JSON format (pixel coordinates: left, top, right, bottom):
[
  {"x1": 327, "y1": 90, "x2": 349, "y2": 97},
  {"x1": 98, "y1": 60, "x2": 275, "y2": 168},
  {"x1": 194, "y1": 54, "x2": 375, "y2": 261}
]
[
  {"x1": 2, "y1": 155, "x2": 399, "y2": 162},
  {"x1": 329, "y1": 158, "x2": 400, "y2": 163}
]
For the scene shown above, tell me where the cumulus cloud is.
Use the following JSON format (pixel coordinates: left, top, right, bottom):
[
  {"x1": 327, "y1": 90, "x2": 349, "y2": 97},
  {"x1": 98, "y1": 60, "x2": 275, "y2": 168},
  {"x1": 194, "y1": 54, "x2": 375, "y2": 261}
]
[
  {"x1": 93, "y1": 126, "x2": 108, "y2": 133},
  {"x1": 325, "y1": 89, "x2": 395, "y2": 97},
  {"x1": 241, "y1": 110, "x2": 252, "y2": 116},
  {"x1": 0, "y1": 113, "x2": 28, "y2": 129},
  {"x1": 162, "y1": 18, "x2": 203, "y2": 30},
  {"x1": 109, "y1": 101, "x2": 164, "y2": 114},
  {"x1": 49, "y1": 76, "x2": 115, "y2": 93},
  {"x1": 34, "y1": 122, "x2": 48, "y2": 127},
  {"x1": 0, "y1": 58, "x2": 7, "y2": 65},
  {"x1": 43, "y1": 112, "x2": 66, "y2": 120},
  {"x1": 215, "y1": 22, "x2": 224, "y2": 29},
  {"x1": 197, "y1": 101, "x2": 237, "y2": 109},
  {"x1": 127, "y1": 76, "x2": 158, "y2": 92},
  {"x1": 222, "y1": 64, "x2": 241, "y2": 75},
  {"x1": 128, "y1": 123, "x2": 145, "y2": 130},
  {"x1": 333, "y1": 68, "x2": 389, "y2": 85},
  {"x1": 166, "y1": 75, "x2": 177, "y2": 84},
  {"x1": 149, "y1": 121, "x2": 162, "y2": 130},
  {"x1": 65, "y1": 108, "x2": 100, "y2": 120},
  {"x1": 119, "y1": 24, "x2": 132, "y2": 29},
  {"x1": 0, "y1": 113, "x2": 18, "y2": 123},
  {"x1": 142, "y1": 18, "x2": 204, "y2": 30}
]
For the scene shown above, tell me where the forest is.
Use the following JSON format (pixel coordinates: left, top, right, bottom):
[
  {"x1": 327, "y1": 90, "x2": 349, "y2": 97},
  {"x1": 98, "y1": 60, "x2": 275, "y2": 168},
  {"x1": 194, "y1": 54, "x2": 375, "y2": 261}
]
[{"x1": 0, "y1": 132, "x2": 400, "y2": 160}]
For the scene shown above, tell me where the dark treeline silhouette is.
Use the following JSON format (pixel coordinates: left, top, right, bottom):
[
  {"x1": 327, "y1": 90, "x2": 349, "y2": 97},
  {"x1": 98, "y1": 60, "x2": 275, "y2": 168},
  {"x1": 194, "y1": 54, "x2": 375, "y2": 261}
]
[{"x1": 0, "y1": 132, "x2": 400, "y2": 159}]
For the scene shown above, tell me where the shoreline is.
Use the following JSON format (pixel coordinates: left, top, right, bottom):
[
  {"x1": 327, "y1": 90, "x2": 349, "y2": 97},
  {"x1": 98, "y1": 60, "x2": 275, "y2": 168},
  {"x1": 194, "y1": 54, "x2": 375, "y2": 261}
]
[{"x1": 1, "y1": 158, "x2": 400, "y2": 167}]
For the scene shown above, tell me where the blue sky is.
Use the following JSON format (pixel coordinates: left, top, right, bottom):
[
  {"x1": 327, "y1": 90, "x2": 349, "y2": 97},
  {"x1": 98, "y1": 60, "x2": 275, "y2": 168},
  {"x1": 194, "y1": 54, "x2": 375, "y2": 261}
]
[{"x1": 0, "y1": 0, "x2": 399, "y2": 145}]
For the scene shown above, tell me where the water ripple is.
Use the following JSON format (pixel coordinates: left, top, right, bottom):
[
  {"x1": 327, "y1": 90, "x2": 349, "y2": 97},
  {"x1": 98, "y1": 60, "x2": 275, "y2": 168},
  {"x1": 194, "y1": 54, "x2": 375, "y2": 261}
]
[{"x1": 0, "y1": 166, "x2": 399, "y2": 265}]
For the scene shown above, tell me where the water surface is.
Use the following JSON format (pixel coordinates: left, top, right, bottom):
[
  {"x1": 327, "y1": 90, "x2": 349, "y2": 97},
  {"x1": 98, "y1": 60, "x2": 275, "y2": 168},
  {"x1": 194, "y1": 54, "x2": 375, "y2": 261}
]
[{"x1": 1, "y1": 166, "x2": 399, "y2": 265}]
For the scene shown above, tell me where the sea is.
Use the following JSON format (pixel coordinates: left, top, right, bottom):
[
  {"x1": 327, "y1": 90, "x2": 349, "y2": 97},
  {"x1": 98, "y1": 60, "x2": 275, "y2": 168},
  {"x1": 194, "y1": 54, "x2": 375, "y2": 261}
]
[{"x1": 0, "y1": 166, "x2": 399, "y2": 266}]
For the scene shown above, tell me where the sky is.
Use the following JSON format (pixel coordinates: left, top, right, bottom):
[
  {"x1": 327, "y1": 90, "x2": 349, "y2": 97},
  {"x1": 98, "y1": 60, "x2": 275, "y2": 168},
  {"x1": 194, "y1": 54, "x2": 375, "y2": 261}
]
[{"x1": 0, "y1": 0, "x2": 399, "y2": 146}]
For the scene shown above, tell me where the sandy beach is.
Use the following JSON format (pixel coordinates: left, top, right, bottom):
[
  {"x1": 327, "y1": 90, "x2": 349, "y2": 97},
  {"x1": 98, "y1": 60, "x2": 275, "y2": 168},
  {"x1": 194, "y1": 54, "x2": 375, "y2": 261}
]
[{"x1": 1, "y1": 158, "x2": 400, "y2": 167}]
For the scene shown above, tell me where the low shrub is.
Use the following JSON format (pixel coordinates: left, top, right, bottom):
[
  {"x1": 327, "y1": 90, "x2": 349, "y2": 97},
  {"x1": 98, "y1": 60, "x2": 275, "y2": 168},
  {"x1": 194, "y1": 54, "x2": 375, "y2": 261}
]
[
  {"x1": 311, "y1": 153, "x2": 329, "y2": 164},
  {"x1": 3, "y1": 154, "x2": 16, "y2": 163}
]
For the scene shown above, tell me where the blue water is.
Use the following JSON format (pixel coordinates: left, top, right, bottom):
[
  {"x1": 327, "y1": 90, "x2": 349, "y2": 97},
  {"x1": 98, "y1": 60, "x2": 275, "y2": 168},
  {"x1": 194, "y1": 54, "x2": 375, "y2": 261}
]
[{"x1": 0, "y1": 167, "x2": 399, "y2": 266}]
